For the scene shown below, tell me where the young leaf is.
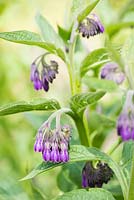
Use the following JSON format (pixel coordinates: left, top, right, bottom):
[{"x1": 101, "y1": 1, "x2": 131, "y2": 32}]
[
  {"x1": 70, "y1": 0, "x2": 100, "y2": 25},
  {"x1": 70, "y1": 91, "x2": 105, "y2": 113},
  {"x1": 83, "y1": 76, "x2": 118, "y2": 92},
  {"x1": 0, "y1": 30, "x2": 55, "y2": 52},
  {"x1": 57, "y1": 25, "x2": 71, "y2": 43},
  {"x1": 77, "y1": 0, "x2": 100, "y2": 22},
  {"x1": 107, "y1": 22, "x2": 134, "y2": 38},
  {"x1": 80, "y1": 48, "x2": 110, "y2": 77},
  {"x1": 21, "y1": 145, "x2": 127, "y2": 199},
  {"x1": 0, "y1": 98, "x2": 60, "y2": 116},
  {"x1": 35, "y1": 14, "x2": 65, "y2": 50},
  {"x1": 55, "y1": 188, "x2": 116, "y2": 200}
]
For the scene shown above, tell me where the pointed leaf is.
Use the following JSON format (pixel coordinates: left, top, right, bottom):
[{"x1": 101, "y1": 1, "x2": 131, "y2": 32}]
[
  {"x1": 77, "y1": 0, "x2": 100, "y2": 22},
  {"x1": 83, "y1": 76, "x2": 118, "y2": 92},
  {"x1": 0, "y1": 30, "x2": 55, "y2": 52},
  {"x1": 55, "y1": 188, "x2": 116, "y2": 200},
  {"x1": 21, "y1": 145, "x2": 127, "y2": 199},
  {"x1": 0, "y1": 98, "x2": 60, "y2": 116},
  {"x1": 0, "y1": 30, "x2": 65, "y2": 60},
  {"x1": 70, "y1": 91, "x2": 105, "y2": 113},
  {"x1": 80, "y1": 48, "x2": 110, "y2": 77},
  {"x1": 36, "y1": 14, "x2": 64, "y2": 48},
  {"x1": 70, "y1": 0, "x2": 100, "y2": 25}
]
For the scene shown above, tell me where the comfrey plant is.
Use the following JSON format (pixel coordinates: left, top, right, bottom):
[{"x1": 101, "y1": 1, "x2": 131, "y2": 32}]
[{"x1": 0, "y1": 0, "x2": 134, "y2": 200}]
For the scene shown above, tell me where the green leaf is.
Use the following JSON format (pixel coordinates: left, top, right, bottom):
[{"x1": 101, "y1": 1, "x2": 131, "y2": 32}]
[
  {"x1": 35, "y1": 14, "x2": 65, "y2": 60},
  {"x1": 57, "y1": 25, "x2": 71, "y2": 43},
  {"x1": 0, "y1": 30, "x2": 56, "y2": 52},
  {"x1": 121, "y1": 31, "x2": 134, "y2": 86},
  {"x1": 83, "y1": 76, "x2": 118, "y2": 92},
  {"x1": 80, "y1": 48, "x2": 110, "y2": 77},
  {"x1": 70, "y1": 0, "x2": 100, "y2": 25},
  {"x1": 0, "y1": 98, "x2": 60, "y2": 116},
  {"x1": 121, "y1": 141, "x2": 134, "y2": 181},
  {"x1": 90, "y1": 112, "x2": 116, "y2": 129},
  {"x1": 21, "y1": 145, "x2": 127, "y2": 199},
  {"x1": 77, "y1": 0, "x2": 100, "y2": 22},
  {"x1": 57, "y1": 162, "x2": 83, "y2": 192},
  {"x1": 107, "y1": 22, "x2": 134, "y2": 38},
  {"x1": 55, "y1": 188, "x2": 116, "y2": 200},
  {"x1": 70, "y1": 91, "x2": 105, "y2": 113}
]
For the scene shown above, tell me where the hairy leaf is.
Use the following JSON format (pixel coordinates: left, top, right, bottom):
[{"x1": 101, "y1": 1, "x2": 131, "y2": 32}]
[
  {"x1": 0, "y1": 30, "x2": 65, "y2": 60},
  {"x1": 80, "y1": 48, "x2": 110, "y2": 77},
  {"x1": 0, "y1": 98, "x2": 60, "y2": 116},
  {"x1": 21, "y1": 145, "x2": 127, "y2": 199},
  {"x1": 55, "y1": 188, "x2": 116, "y2": 200},
  {"x1": 70, "y1": 0, "x2": 100, "y2": 25},
  {"x1": 36, "y1": 14, "x2": 64, "y2": 48},
  {"x1": 70, "y1": 91, "x2": 105, "y2": 113},
  {"x1": 83, "y1": 76, "x2": 118, "y2": 92},
  {"x1": 0, "y1": 30, "x2": 55, "y2": 52},
  {"x1": 78, "y1": 0, "x2": 100, "y2": 22}
]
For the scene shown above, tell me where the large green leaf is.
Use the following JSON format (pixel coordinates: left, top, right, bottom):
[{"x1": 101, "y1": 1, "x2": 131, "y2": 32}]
[
  {"x1": 0, "y1": 98, "x2": 60, "y2": 116},
  {"x1": 80, "y1": 48, "x2": 110, "y2": 77},
  {"x1": 121, "y1": 141, "x2": 134, "y2": 182},
  {"x1": 0, "y1": 30, "x2": 65, "y2": 60},
  {"x1": 0, "y1": 30, "x2": 55, "y2": 52},
  {"x1": 83, "y1": 76, "x2": 118, "y2": 92},
  {"x1": 55, "y1": 188, "x2": 116, "y2": 200},
  {"x1": 57, "y1": 162, "x2": 83, "y2": 192},
  {"x1": 36, "y1": 14, "x2": 64, "y2": 48},
  {"x1": 70, "y1": 91, "x2": 105, "y2": 113},
  {"x1": 21, "y1": 145, "x2": 127, "y2": 199},
  {"x1": 35, "y1": 14, "x2": 65, "y2": 60}
]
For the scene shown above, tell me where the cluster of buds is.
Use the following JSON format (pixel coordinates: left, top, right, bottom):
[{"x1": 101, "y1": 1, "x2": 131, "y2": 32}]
[
  {"x1": 30, "y1": 53, "x2": 58, "y2": 92},
  {"x1": 117, "y1": 90, "x2": 134, "y2": 141},
  {"x1": 100, "y1": 62, "x2": 125, "y2": 84},
  {"x1": 78, "y1": 14, "x2": 104, "y2": 38},
  {"x1": 82, "y1": 161, "x2": 113, "y2": 188},
  {"x1": 34, "y1": 111, "x2": 71, "y2": 163}
]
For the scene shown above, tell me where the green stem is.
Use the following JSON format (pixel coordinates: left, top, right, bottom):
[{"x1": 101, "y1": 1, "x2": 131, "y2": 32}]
[
  {"x1": 107, "y1": 137, "x2": 122, "y2": 155},
  {"x1": 74, "y1": 115, "x2": 90, "y2": 146},
  {"x1": 127, "y1": 144, "x2": 134, "y2": 200}
]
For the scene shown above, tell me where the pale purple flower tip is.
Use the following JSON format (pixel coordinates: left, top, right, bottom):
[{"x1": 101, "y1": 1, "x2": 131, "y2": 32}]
[
  {"x1": 117, "y1": 90, "x2": 134, "y2": 141},
  {"x1": 101, "y1": 62, "x2": 125, "y2": 84},
  {"x1": 78, "y1": 13, "x2": 104, "y2": 38}
]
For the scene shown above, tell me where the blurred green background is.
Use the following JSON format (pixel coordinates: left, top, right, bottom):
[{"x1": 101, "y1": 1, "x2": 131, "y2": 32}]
[{"x1": 0, "y1": 0, "x2": 133, "y2": 199}]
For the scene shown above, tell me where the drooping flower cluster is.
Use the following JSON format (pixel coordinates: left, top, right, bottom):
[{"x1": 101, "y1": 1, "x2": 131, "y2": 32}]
[
  {"x1": 30, "y1": 53, "x2": 58, "y2": 91},
  {"x1": 117, "y1": 90, "x2": 134, "y2": 141},
  {"x1": 34, "y1": 116, "x2": 71, "y2": 163},
  {"x1": 100, "y1": 62, "x2": 125, "y2": 84},
  {"x1": 78, "y1": 14, "x2": 104, "y2": 38},
  {"x1": 82, "y1": 161, "x2": 113, "y2": 188}
]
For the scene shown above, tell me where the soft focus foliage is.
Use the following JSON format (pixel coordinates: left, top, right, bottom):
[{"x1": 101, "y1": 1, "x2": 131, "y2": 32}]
[{"x1": 0, "y1": 0, "x2": 134, "y2": 200}]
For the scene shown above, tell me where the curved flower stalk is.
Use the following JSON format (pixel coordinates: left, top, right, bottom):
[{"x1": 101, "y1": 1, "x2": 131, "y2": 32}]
[
  {"x1": 30, "y1": 53, "x2": 58, "y2": 91},
  {"x1": 34, "y1": 110, "x2": 71, "y2": 163},
  {"x1": 117, "y1": 90, "x2": 134, "y2": 141}
]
